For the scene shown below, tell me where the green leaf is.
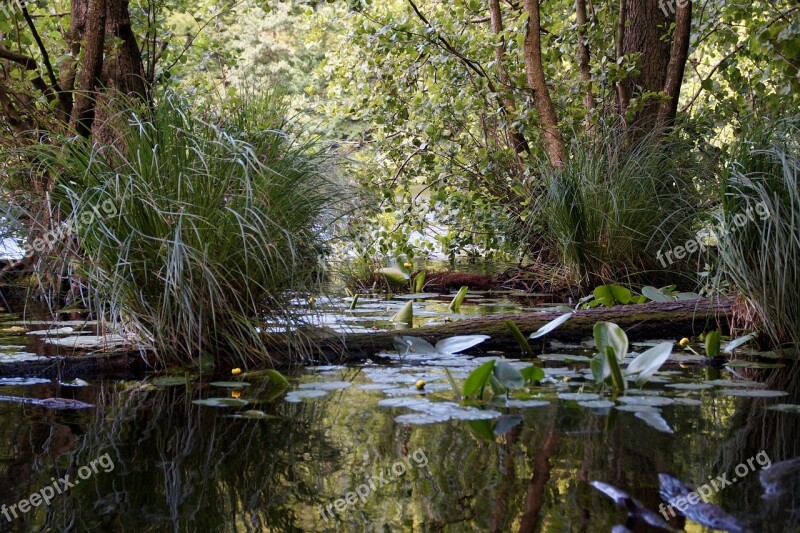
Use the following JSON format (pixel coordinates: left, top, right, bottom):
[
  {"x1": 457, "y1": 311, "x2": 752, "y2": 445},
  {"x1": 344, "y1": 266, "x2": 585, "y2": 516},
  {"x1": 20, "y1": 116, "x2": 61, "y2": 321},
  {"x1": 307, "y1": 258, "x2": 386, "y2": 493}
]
[
  {"x1": 413, "y1": 270, "x2": 426, "y2": 293},
  {"x1": 606, "y1": 347, "x2": 627, "y2": 391},
  {"x1": 493, "y1": 360, "x2": 524, "y2": 389},
  {"x1": 378, "y1": 267, "x2": 410, "y2": 285},
  {"x1": 593, "y1": 322, "x2": 628, "y2": 362},
  {"x1": 265, "y1": 369, "x2": 290, "y2": 388},
  {"x1": 391, "y1": 301, "x2": 413, "y2": 324},
  {"x1": 626, "y1": 342, "x2": 673, "y2": 386},
  {"x1": 519, "y1": 365, "x2": 545, "y2": 385},
  {"x1": 463, "y1": 360, "x2": 495, "y2": 398},
  {"x1": 641, "y1": 286, "x2": 675, "y2": 303},
  {"x1": 506, "y1": 320, "x2": 534, "y2": 354},
  {"x1": 467, "y1": 419, "x2": 495, "y2": 441},
  {"x1": 448, "y1": 286, "x2": 469, "y2": 312},
  {"x1": 594, "y1": 285, "x2": 632, "y2": 306},
  {"x1": 590, "y1": 353, "x2": 608, "y2": 383},
  {"x1": 349, "y1": 294, "x2": 359, "y2": 310},
  {"x1": 529, "y1": 312, "x2": 573, "y2": 339},
  {"x1": 705, "y1": 330, "x2": 721, "y2": 358}
]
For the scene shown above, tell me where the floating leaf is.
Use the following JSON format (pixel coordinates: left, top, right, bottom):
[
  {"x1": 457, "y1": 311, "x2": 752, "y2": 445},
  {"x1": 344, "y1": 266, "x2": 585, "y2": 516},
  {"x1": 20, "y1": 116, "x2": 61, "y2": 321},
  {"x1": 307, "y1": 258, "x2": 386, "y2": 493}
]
[
  {"x1": 558, "y1": 392, "x2": 601, "y2": 401},
  {"x1": 413, "y1": 271, "x2": 426, "y2": 293},
  {"x1": 391, "y1": 301, "x2": 414, "y2": 324},
  {"x1": 506, "y1": 399, "x2": 550, "y2": 408},
  {"x1": 151, "y1": 376, "x2": 191, "y2": 387},
  {"x1": 626, "y1": 342, "x2": 673, "y2": 386},
  {"x1": 594, "y1": 285, "x2": 632, "y2": 306},
  {"x1": 519, "y1": 365, "x2": 545, "y2": 385},
  {"x1": 210, "y1": 381, "x2": 251, "y2": 388},
  {"x1": 192, "y1": 398, "x2": 249, "y2": 407},
  {"x1": 463, "y1": 360, "x2": 495, "y2": 398},
  {"x1": 578, "y1": 399, "x2": 615, "y2": 409},
  {"x1": 718, "y1": 389, "x2": 789, "y2": 398},
  {"x1": 435, "y1": 335, "x2": 489, "y2": 354},
  {"x1": 724, "y1": 360, "x2": 784, "y2": 369},
  {"x1": 766, "y1": 404, "x2": 800, "y2": 413},
  {"x1": 529, "y1": 312, "x2": 573, "y2": 339},
  {"x1": 723, "y1": 333, "x2": 757, "y2": 353},
  {"x1": 377, "y1": 267, "x2": 410, "y2": 285},
  {"x1": 394, "y1": 335, "x2": 436, "y2": 356},
  {"x1": 448, "y1": 286, "x2": 469, "y2": 313},
  {"x1": 493, "y1": 361, "x2": 524, "y2": 390}
]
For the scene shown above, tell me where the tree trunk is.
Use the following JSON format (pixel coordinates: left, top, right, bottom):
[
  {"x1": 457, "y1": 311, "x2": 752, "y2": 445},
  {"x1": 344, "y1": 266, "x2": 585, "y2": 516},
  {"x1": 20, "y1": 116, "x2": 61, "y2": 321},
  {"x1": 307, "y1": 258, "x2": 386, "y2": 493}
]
[
  {"x1": 523, "y1": 0, "x2": 567, "y2": 168},
  {"x1": 313, "y1": 297, "x2": 733, "y2": 360},
  {"x1": 70, "y1": 0, "x2": 106, "y2": 137},
  {"x1": 102, "y1": 0, "x2": 147, "y2": 99},
  {"x1": 489, "y1": 0, "x2": 530, "y2": 157},
  {"x1": 575, "y1": 0, "x2": 595, "y2": 117},
  {"x1": 616, "y1": 0, "x2": 676, "y2": 131},
  {"x1": 657, "y1": 1, "x2": 692, "y2": 129}
]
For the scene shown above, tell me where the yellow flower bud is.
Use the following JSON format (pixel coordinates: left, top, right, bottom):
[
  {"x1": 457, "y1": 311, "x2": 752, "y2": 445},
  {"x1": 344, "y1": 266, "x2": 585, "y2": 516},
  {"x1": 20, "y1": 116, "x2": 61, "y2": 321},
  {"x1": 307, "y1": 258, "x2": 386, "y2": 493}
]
[
  {"x1": 231, "y1": 389, "x2": 241, "y2": 399},
  {"x1": 415, "y1": 379, "x2": 426, "y2": 390},
  {"x1": 231, "y1": 368, "x2": 242, "y2": 375},
  {"x1": 404, "y1": 262, "x2": 413, "y2": 268},
  {"x1": 679, "y1": 338, "x2": 690, "y2": 348}
]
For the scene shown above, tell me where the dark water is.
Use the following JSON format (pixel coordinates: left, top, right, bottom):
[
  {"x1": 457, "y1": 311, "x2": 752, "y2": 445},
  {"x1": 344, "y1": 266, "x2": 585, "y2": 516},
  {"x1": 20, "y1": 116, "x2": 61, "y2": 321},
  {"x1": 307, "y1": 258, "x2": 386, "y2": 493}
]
[{"x1": 0, "y1": 314, "x2": 799, "y2": 532}]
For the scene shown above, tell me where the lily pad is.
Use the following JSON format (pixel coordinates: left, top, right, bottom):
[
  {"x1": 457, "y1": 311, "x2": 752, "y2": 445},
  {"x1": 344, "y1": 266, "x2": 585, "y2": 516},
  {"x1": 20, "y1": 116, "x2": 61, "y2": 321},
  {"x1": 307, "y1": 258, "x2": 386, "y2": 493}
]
[
  {"x1": 717, "y1": 389, "x2": 789, "y2": 398},
  {"x1": 766, "y1": 404, "x2": 800, "y2": 413},
  {"x1": 618, "y1": 396, "x2": 674, "y2": 407},
  {"x1": 635, "y1": 411, "x2": 674, "y2": 433},
  {"x1": 210, "y1": 381, "x2": 251, "y2": 388},
  {"x1": 578, "y1": 400, "x2": 616, "y2": 409},
  {"x1": 284, "y1": 390, "x2": 328, "y2": 402},
  {"x1": 506, "y1": 399, "x2": 550, "y2": 408},
  {"x1": 435, "y1": 335, "x2": 490, "y2": 354},
  {"x1": 152, "y1": 376, "x2": 192, "y2": 387},
  {"x1": 298, "y1": 381, "x2": 351, "y2": 391},
  {"x1": 723, "y1": 333, "x2": 757, "y2": 354},
  {"x1": 539, "y1": 354, "x2": 591, "y2": 363},
  {"x1": 228, "y1": 410, "x2": 278, "y2": 420},
  {"x1": 192, "y1": 398, "x2": 250, "y2": 407},
  {"x1": 665, "y1": 383, "x2": 713, "y2": 390},
  {"x1": 0, "y1": 377, "x2": 51, "y2": 386},
  {"x1": 558, "y1": 392, "x2": 601, "y2": 401}
]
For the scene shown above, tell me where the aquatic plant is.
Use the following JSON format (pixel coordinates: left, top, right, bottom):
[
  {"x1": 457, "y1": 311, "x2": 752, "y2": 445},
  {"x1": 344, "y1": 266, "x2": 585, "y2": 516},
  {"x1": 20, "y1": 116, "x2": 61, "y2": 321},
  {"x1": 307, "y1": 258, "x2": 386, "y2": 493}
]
[
  {"x1": 25, "y1": 90, "x2": 344, "y2": 367},
  {"x1": 716, "y1": 114, "x2": 800, "y2": 353}
]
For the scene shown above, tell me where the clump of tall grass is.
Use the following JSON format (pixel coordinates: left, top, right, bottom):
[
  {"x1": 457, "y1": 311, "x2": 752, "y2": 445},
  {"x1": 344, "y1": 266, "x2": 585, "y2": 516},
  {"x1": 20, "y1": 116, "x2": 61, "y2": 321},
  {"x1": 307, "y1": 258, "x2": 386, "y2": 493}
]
[
  {"x1": 26, "y1": 90, "x2": 343, "y2": 367},
  {"x1": 535, "y1": 128, "x2": 705, "y2": 290},
  {"x1": 717, "y1": 115, "x2": 800, "y2": 352}
]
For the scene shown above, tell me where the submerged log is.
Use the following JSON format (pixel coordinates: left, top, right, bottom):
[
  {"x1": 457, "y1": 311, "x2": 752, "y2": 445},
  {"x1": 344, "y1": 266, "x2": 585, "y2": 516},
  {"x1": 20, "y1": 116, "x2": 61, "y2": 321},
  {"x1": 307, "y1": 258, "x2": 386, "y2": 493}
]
[{"x1": 314, "y1": 297, "x2": 734, "y2": 361}]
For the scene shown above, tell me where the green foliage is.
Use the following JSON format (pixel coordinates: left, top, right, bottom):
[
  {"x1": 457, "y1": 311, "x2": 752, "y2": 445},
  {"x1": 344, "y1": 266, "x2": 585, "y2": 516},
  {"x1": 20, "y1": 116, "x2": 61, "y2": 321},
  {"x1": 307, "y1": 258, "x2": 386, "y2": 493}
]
[
  {"x1": 448, "y1": 286, "x2": 469, "y2": 313},
  {"x1": 505, "y1": 320, "x2": 533, "y2": 355},
  {"x1": 716, "y1": 114, "x2": 800, "y2": 351},
  {"x1": 705, "y1": 330, "x2": 721, "y2": 358},
  {"x1": 16, "y1": 90, "x2": 342, "y2": 366},
  {"x1": 536, "y1": 129, "x2": 704, "y2": 290}
]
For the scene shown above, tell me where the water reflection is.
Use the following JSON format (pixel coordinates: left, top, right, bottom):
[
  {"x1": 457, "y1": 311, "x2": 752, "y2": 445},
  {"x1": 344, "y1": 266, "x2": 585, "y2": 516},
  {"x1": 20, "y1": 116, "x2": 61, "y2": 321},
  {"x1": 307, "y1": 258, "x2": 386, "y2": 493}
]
[{"x1": 0, "y1": 365, "x2": 796, "y2": 531}]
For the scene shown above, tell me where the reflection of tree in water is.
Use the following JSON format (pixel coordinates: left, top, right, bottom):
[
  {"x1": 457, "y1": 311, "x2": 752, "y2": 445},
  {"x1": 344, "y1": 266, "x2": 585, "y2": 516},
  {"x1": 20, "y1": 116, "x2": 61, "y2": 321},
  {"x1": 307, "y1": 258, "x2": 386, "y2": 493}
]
[
  {"x1": 8, "y1": 381, "x2": 335, "y2": 532},
  {"x1": 713, "y1": 365, "x2": 800, "y2": 530}
]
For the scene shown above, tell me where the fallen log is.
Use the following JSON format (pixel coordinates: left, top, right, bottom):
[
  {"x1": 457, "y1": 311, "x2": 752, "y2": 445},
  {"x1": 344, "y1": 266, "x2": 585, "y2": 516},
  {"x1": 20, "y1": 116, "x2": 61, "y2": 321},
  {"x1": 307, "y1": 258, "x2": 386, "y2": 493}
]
[{"x1": 313, "y1": 297, "x2": 734, "y2": 361}]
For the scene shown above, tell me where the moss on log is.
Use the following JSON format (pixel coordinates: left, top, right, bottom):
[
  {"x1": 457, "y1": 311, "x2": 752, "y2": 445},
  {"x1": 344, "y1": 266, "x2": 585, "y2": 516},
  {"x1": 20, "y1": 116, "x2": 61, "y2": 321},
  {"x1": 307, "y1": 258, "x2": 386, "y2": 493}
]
[{"x1": 314, "y1": 297, "x2": 733, "y2": 361}]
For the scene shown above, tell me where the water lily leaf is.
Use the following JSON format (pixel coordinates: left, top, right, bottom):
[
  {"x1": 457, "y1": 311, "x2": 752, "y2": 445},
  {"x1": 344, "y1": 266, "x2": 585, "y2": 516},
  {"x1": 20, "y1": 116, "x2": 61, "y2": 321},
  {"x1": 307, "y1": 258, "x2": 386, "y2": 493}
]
[
  {"x1": 723, "y1": 333, "x2": 757, "y2": 353},
  {"x1": 718, "y1": 389, "x2": 789, "y2": 398},
  {"x1": 505, "y1": 399, "x2": 550, "y2": 408},
  {"x1": 435, "y1": 335, "x2": 490, "y2": 354},
  {"x1": 606, "y1": 347, "x2": 627, "y2": 391},
  {"x1": 674, "y1": 292, "x2": 701, "y2": 301},
  {"x1": 724, "y1": 360, "x2": 784, "y2": 369},
  {"x1": 463, "y1": 360, "x2": 495, "y2": 398},
  {"x1": 635, "y1": 411, "x2": 674, "y2": 433},
  {"x1": 642, "y1": 286, "x2": 675, "y2": 303},
  {"x1": 378, "y1": 267, "x2": 410, "y2": 285},
  {"x1": 578, "y1": 399, "x2": 616, "y2": 409},
  {"x1": 448, "y1": 286, "x2": 469, "y2": 313},
  {"x1": 590, "y1": 354, "x2": 609, "y2": 383},
  {"x1": 595, "y1": 285, "x2": 632, "y2": 306},
  {"x1": 210, "y1": 381, "x2": 251, "y2": 388},
  {"x1": 413, "y1": 271, "x2": 426, "y2": 293},
  {"x1": 391, "y1": 301, "x2": 413, "y2": 324},
  {"x1": 264, "y1": 369, "x2": 290, "y2": 388},
  {"x1": 506, "y1": 320, "x2": 533, "y2": 354},
  {"x1": 229, "y1": 410, "x2": 278, "y2": 420},
  {"x1": 529, "y1": 312, "x2": 573, "y2": 339},
  {"x1": 519, "y1": 365, "x2": 545, "y2": 385},
  {"x1": 705, "y1": 330, "x2": 721, "y2": 358},
  {"x1": 594, "y1": 322, "x2": 628, "y2": 362},
  {"x1": 558, "y1": 392, "x2": 601, "y2": 401},
  {"x1": 192, "y1": 398, "x2": 249, "y2": 407},
  {"x1": 493, "y1": 360, "x2": 524, "y2": 389},
  {"x1": 394, "y1": 335, "x2": 436, "y2": 356},
  {"x1": 766, "y1": 404, "x2": 800, "y2": 413},
  {"x1": 284, "y1": 389, "x2": 327, "y2": 402},
  {"x1": 151, "y1": 376, "x2": 191, "y2": 387},
  {"x1": 625, "y1": 342, "x2": 673, "y2": 386},
  {"x1": 59, "y1": 378, "x2": 89, "y2": 387}
]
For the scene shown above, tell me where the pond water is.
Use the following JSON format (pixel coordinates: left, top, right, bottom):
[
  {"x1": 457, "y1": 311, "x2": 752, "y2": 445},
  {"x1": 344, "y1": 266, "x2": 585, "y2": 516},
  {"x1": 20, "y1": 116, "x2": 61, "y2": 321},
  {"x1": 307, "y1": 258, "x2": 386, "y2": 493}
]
[{"x1": 0, "y1": 295, "x2": 798, "y2": 532}]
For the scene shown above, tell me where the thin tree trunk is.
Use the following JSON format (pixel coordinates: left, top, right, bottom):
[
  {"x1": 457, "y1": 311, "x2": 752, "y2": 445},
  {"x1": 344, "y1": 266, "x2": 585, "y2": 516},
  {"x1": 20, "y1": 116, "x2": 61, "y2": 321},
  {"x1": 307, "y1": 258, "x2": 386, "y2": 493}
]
[
  {"x1": 575, "y1": 0, "x2": 595, "y2": 117},
  {"x1": 59, "y1": 0, "x2": 88, "y2": 115},
  {"x1": 657, "y1": 1, "x2": 692, "y2": 129},
  {"x1": 489, "y1": 0, "x2": 529, "y2": 156},
  {"x1": 102, "y1": 0, "x2": 147, "y2": 99},
  {"x1": 70, "y1": 0, "x2": 106, "y2": 137},
  {"x1": 523, "y1": 0, "x2": 567, "y2": 168}
]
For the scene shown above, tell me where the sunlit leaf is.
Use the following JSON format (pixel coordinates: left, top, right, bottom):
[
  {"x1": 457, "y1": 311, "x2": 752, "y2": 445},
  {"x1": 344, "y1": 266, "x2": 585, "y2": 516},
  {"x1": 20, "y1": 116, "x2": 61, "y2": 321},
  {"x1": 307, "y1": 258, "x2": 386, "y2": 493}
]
[
  {"x1": 463, "y1": 360, "x2": 495, "y2": 397},
  {"x1": 435, "y1": 335, "x2": 490, "y2": 354},
  {"x1": 529, "y1": 312, "x2": 573, "y2": 339},
  {"x1": 493, "y1": 361, "x2": 525, "y2": 389},
  {"x1": 626, "y1": 342, "x2": 673, "y2": 386}
]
